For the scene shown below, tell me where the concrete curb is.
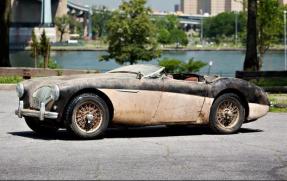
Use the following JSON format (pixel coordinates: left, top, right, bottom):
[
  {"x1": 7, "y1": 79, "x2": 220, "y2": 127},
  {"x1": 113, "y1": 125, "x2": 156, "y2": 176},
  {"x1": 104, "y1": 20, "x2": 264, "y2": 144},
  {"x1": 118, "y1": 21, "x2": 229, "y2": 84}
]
[{"x1": 0, "y1": 84, "x2": 16, "y2": 91}]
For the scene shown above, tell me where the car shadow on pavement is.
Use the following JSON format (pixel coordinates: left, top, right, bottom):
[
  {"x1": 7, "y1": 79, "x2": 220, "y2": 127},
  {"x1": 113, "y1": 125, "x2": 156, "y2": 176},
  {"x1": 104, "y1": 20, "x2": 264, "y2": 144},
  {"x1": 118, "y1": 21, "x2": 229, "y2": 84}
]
[{"x1": 8, "y1": 126, "x2": 263, "y2": 141}]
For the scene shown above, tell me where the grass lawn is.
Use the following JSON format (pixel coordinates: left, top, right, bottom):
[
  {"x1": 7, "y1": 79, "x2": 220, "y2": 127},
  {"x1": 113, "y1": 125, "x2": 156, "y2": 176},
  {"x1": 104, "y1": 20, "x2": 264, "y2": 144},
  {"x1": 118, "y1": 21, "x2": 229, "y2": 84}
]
[
  {"x1": 268, "y1": 94, "x2": 287, "y2": 113},
  {"x1": 0, "y1": 76, "x2": 23, "y2": 84}
]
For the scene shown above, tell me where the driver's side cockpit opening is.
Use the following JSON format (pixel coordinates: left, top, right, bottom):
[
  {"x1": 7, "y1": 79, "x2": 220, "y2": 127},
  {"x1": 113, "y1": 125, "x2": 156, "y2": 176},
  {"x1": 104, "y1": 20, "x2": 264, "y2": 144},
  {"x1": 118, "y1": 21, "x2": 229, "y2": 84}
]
[{"x1": 168, "y1": 73, "x2": 205, "y2": 82}]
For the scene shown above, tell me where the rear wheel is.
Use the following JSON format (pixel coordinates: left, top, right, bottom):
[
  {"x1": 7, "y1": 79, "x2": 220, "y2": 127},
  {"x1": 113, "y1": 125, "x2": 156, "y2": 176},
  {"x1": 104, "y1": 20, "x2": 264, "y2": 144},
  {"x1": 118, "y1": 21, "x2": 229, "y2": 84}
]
[
  {"x1": 65, "y1": 93, "x2": 110, "y2": 139},
  {"x1": 25, "y1": 117, "x2": 59, "y2": 135},
  {"x1": 209, "y1": 93, "x2": 245, "y2": 134}
]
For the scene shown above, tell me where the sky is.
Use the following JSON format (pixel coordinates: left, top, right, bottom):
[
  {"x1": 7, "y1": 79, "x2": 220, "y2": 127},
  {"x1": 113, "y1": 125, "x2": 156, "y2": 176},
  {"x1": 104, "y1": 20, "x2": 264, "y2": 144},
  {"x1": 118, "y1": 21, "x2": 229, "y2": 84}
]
[{"x1": 71, "y1": 0, "x2": 180, "y2": 12}]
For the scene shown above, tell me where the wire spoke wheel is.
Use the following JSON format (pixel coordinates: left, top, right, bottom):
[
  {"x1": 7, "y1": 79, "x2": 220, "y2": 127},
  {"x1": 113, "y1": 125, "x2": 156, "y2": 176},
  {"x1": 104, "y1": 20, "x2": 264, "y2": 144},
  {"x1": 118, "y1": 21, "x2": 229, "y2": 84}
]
[
  {"x1": 65, "y1": 93, "x2": 110, "y2": 139},
  {"x1": 73, "y1": 101, "x2": 103, "y2": 133},
  {"x1": 209, "y1": 93, "x2": 245, "y2": 134},
  {"x1": 216, "y1": 100, "x2": 239, "y2": 129}
]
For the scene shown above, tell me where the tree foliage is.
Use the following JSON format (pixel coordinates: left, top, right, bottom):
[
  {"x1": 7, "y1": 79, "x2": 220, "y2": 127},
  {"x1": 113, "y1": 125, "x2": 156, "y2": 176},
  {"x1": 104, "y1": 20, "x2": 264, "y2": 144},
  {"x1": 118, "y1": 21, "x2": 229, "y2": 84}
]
[
  {"x1": 102, "y1": 0, "x2": 160, "y2": 65},
  {"x1": 55, "y1": 15, "x2": 70, "y2": 42},
  {"x1": 30, "y1": 30, "x2": 39, "y2": 67},
  {"x1": 203, "y1": 12, "x2": 246, "y2": 44},
  {"x1": 92, "y1": 6, "x2": 112, "y2": 38},
  {"x1": 69, "y1": 16, "x2": 83, "y2": 35},
  {"x1": 159, "y1": 58, "x2": 207, "y2": 74},
  {"x1": 155, "y1": 15, "x2": 189, "y2": 46},
  {"x1": 31, "y1": 30, "x2": 59, "y2": 69},
  {"x1": 169, "y1": 28, "x2": 189, "y2": 47},
  {"x1": 257, "y1": 0, "x2": 283, "y2": 68},
  {"x1": 0, "y1": 0, "x2": 11, "y2": 67},
  {"x1": 39, "y1": 31, "x2": 51, "y2": 69},
  {"x1": 55, "y1": 15, "x2": 83, "y2": 41}
]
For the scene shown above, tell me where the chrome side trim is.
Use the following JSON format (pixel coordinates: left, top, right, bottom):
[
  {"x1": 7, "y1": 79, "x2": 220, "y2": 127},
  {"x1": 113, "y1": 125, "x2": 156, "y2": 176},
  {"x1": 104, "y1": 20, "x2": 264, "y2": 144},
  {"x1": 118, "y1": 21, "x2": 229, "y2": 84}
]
[{"x1": 116, "y1": 89, "x2": 139, "y2": 93}]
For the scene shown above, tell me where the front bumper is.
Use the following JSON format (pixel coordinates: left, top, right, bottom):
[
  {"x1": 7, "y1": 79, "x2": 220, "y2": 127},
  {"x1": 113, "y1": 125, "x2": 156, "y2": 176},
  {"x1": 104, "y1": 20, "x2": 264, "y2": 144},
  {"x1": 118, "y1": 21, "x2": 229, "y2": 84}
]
[{"x1": 15, "y1": 101, "x2": 58, "y2": 121}]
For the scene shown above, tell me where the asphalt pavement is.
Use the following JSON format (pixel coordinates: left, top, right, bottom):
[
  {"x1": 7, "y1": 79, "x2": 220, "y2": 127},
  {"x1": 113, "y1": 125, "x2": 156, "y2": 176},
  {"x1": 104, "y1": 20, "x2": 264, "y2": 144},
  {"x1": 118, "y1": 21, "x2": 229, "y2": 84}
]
[{"x1": 0, "y1": 90, "x2": 286, "y2": 180}]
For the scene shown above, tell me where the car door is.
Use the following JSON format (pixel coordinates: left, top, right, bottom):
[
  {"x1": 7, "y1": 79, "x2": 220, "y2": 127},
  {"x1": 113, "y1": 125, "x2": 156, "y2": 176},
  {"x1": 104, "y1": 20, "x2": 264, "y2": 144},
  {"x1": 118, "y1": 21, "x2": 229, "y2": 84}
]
[
  {"x1": 152, "y1": 77, "x2": 207, "y2": 124},
  {"x1": 100, "y1": 77, "x2": 164, "y2": 125}
]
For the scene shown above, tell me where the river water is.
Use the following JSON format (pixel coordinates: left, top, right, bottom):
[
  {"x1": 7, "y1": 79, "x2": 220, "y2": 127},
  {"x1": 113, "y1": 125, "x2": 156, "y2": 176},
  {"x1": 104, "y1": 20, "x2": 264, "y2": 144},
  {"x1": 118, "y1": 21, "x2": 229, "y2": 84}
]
[{"x1": 9, "y1": 50, "x2": 286, "y2": 77}]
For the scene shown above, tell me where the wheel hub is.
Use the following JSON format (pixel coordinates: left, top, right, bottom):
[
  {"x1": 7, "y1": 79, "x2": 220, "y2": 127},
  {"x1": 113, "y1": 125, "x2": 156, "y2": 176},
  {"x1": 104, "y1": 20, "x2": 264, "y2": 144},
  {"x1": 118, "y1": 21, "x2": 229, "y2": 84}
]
[{"x1": 86, "y1": 113, "x2": 94, "y2": 124}]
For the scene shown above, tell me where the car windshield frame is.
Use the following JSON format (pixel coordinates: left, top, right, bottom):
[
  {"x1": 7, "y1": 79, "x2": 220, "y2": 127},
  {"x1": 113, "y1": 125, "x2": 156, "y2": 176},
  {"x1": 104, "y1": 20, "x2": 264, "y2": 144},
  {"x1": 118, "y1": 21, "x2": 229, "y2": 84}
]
[{"x1": 107, "y1": 64, "x2": 165, "y2": 78}]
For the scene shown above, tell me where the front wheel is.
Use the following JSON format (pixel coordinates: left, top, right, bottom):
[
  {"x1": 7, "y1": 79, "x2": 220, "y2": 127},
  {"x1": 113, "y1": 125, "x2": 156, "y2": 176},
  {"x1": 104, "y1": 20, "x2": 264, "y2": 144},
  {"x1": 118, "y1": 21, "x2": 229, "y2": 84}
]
[
  {"x1": 209, "y1": 93, "x2": 245, "y2": 134},
  {"x1": 65, "y1": 93, "x2": 110, "y2": 139}
]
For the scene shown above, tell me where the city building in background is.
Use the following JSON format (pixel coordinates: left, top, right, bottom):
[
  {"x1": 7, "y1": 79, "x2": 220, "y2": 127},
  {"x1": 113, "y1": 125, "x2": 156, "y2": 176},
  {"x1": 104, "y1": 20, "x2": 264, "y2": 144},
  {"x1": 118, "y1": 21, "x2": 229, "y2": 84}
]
[
  {"x1": 174, "y1": 4, "x2": 181, "y2": 12},
  {"x1": 180, "y1": 0, "x2": 243, "y2": 15},
  {"x1": 279, "y1": 0, "x2": 287, "y2": 4}
]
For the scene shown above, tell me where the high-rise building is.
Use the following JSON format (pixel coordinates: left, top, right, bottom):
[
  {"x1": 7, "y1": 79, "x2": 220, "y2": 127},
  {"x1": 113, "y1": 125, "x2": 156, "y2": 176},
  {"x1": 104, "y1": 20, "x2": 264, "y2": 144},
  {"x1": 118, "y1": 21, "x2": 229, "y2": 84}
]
[
  {"x1": 180, "y1": 0, "x2": 243, "y2": 15},
  {"x1": 174, "y1": 4, "x2": 181, "y2": 12},
  {"x1": 279, "y1": 0, "x2": 287, "y2": 4},
  {"x1": 180, "y1": 0, "x2": 198, "y2": 15}
]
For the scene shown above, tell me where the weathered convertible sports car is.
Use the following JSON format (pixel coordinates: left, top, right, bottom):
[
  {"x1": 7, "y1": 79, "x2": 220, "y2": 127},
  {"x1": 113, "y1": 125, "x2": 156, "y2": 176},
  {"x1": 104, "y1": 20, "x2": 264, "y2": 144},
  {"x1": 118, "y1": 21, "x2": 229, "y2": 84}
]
[{"x1": 15, "y1": 64, "x2": 269, "y2": 139}]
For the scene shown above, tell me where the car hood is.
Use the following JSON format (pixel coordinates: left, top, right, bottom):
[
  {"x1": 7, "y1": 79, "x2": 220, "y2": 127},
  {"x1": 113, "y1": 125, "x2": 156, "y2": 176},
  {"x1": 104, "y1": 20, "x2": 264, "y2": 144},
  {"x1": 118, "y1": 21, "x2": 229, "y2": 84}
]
[{"x1": 21, "y1": 73, "x2": 137, "y2": 91}]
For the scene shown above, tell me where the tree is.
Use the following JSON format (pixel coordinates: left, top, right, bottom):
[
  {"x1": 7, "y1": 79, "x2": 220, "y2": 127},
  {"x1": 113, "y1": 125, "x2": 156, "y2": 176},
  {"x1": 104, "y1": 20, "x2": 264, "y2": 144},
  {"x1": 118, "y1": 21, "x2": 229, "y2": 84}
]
[
  {"x1": 0, "y1": 0, "x2": 11, "y2": 67},
  {"x1": 55, "y1": 15, "x2": 70, "y2": 42},
  {"x1": 102, "y1": 0, "x2": 160, "y2": 65},
  {"x1": 155, "y1": 15, "x2": 189, "y2": 47},
  {"x1": 39, "y1": 30, "x2": 51, "y2": 69},
  {"x1": 203, "y1": 12, "x2": 246, "y2": 44},
  {"x1": 244, "y1": 0, "x2": 258, "y2": 71},
  {"x1": 257, "y1": 0, "x2": 282, "y2": 69},
  {"x1": 157, "y1": 29, "x2": 171, "y2": 46},
  {"x1": 30, "y1": 30, "x2": 40, "y2": 68},
  {"x1": 92, "y1": 6, "x2": 112, "y2": 38},
  {"x1": 169, "y1": 29, "x2": 189, "y2": 47},
  {"x1": 69, "y1": 16, "x2": 83, "y2": 36}
]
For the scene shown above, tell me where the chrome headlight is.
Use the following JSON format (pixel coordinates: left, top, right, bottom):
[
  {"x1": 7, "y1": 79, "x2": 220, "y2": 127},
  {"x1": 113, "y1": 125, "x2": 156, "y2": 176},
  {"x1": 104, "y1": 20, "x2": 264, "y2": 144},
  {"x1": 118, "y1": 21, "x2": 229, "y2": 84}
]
[
  {"x1": 16, "y1": 83, "x2": 24, "y2": 98},
  {"x1": 51, "y1": 85, "x2": 60, "y2": 101},
  {"x1": 32, "y1": 85, "x2": 60, "y2": 109}
]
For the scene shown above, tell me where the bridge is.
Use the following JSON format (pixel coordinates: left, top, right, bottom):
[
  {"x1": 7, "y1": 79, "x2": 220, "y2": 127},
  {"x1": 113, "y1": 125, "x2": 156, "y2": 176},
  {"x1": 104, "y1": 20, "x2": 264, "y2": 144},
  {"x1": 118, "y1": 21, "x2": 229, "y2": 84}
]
[
  {"x1": 152, "y1": 12, "x2": 209, "y2": 31},
  {"x1": 10, "y1": 0, "x2": 93, "y2": 45},
  {"x1": 10, "y1": 0, "x2": 207, "y2": 45},
  {"x1": 67, "y1": 1, "x2": 93, "y2": 39}
]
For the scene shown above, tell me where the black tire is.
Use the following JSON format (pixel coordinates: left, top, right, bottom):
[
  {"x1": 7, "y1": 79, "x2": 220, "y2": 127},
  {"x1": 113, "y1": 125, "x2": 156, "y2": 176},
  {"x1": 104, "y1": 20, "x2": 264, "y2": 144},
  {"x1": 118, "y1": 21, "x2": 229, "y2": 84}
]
[
  {"x1": 209, "y1": 93, "x2": 245, "y2": 134},
  {"x1": 65, "y1": 93, "x2": 110, "y2": 139},
  {"x1": 25, "y1": 117, "x2": 59, "y2": 135}
]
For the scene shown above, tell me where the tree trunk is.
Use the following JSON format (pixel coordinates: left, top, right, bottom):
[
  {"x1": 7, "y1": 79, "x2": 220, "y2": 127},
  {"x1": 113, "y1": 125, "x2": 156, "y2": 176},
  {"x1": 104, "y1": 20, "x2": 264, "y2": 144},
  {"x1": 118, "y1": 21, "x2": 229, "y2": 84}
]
[
  {"x1": 44, "y1": 45, "x2": 51, "y2": 69},
  {"x1": 244, "y1": 0, "x2": 259, "y2": 71},
  {"x1": 0, "y1": 0, "x2": 11, "y2": 67},
  {"x1": 34, "y1": 48, "x2": 37, "y2": 68},
  {"x1": 60, "y1": 32, "x2": 64, "y2": 42}
]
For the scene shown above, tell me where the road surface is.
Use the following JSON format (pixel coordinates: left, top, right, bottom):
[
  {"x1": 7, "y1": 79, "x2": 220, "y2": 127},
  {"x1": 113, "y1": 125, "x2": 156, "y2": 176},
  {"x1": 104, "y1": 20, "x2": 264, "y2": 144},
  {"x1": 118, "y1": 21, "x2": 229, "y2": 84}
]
[{"x1": 0, "y1": 90, "x2": 286, "y2": 180}]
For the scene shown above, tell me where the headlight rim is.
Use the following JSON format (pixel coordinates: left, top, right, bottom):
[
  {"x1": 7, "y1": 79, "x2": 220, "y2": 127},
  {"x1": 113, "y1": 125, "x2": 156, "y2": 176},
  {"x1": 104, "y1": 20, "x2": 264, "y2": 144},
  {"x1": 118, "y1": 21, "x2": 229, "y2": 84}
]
[
  {"x1": 16, "y1": 83, "x2": 24, "y2": 98},
  {"x1": 50, "y1": 85, "x2": 60, "y2": 101}
]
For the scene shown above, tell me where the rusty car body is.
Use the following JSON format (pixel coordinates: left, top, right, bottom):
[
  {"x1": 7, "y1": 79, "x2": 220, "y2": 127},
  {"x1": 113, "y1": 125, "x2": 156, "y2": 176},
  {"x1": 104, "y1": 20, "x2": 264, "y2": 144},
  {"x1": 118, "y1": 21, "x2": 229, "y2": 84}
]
[{"x1": 15, "y1": 64, "x2": 269, "y2": 139}]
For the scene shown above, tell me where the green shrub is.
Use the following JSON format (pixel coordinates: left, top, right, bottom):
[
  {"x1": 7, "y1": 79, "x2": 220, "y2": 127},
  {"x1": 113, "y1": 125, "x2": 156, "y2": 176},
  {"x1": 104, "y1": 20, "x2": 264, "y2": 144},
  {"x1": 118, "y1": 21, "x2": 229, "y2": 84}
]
[
  {"x1": 0, "y1": 76, "x2": 23, "y2": 84},
  {"x1": 158, "y1": 58, "x2": 182, "y2": 73},
  {"x1": 183, "y1": 58, "x2": 208, "y2": 73},
  {"x1": 250, "y1": 77, "x2": 287, "y2": 87},
  {"x1": 159, "y1": 58, "x2": 207, "y2": 74},
  {"x1": 38, "y1": 58, "x2": 61, "y2": 69}
]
